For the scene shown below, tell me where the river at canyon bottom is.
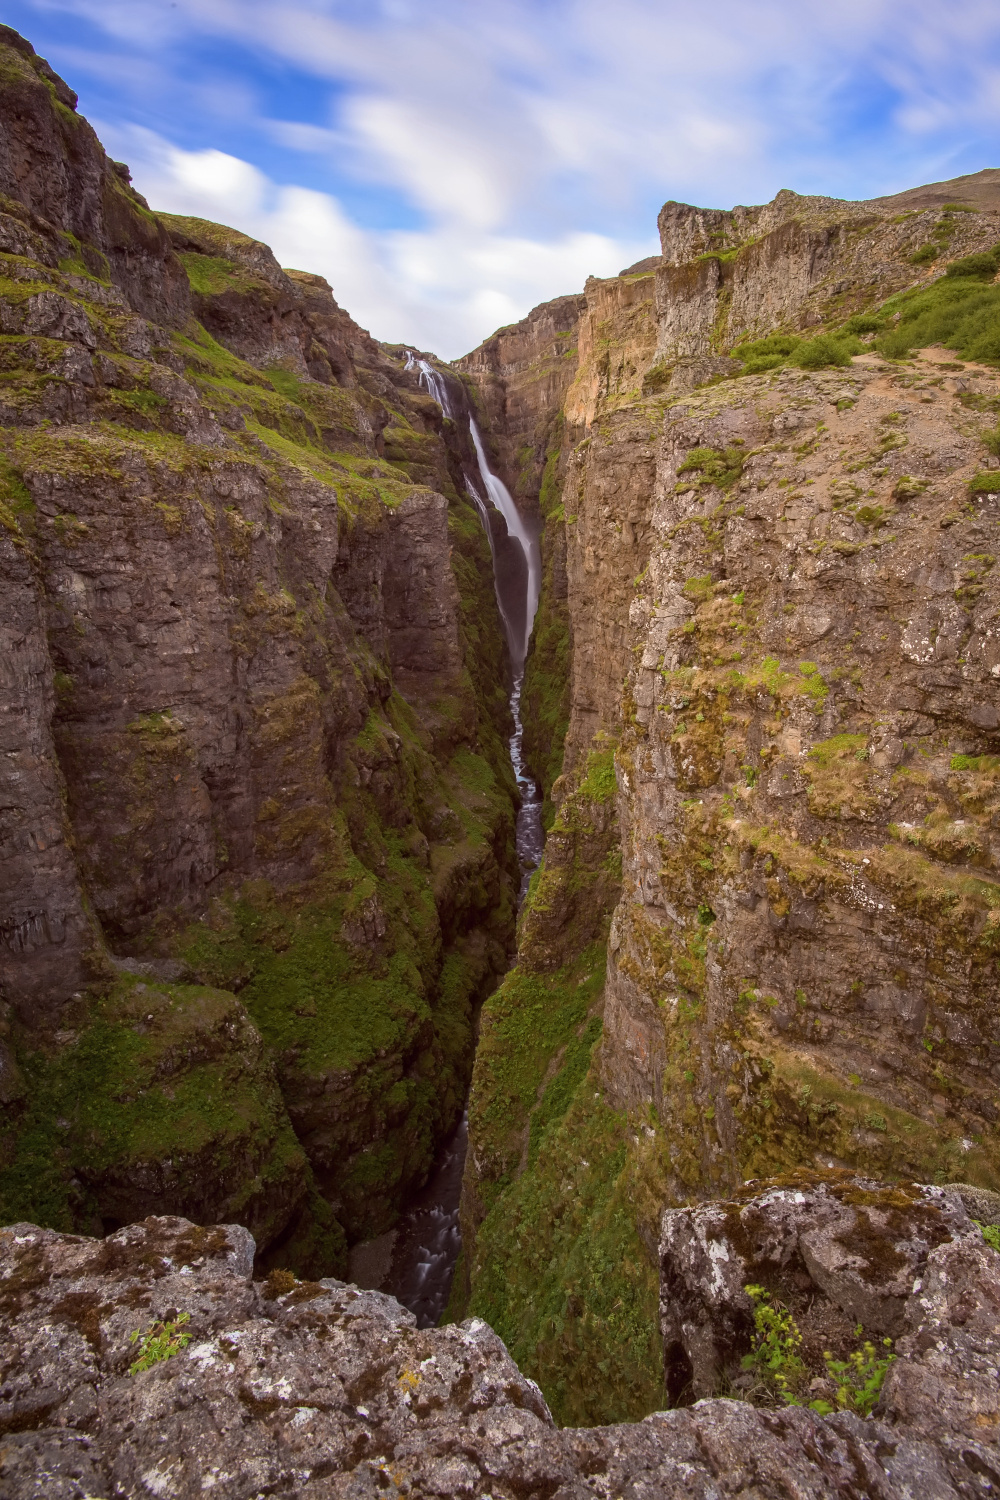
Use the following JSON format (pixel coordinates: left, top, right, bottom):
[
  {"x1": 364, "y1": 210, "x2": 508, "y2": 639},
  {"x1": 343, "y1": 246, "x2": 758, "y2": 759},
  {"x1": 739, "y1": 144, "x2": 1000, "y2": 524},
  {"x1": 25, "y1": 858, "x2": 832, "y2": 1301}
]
[{"x1": 349, "y1": 671, "x2": 544, "y2": 1327}]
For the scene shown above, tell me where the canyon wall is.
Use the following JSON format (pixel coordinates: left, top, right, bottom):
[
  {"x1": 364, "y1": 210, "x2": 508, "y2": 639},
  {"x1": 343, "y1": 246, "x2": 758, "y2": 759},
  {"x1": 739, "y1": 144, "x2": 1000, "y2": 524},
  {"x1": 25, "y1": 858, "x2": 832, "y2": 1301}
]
[
  {"x1": 461, "y1": 171, "x2": 1000, "y2": 1419},
  {"x1": 0, "y1": 27, "x2": 518, "y2": 1273},
  {"x1": 6, "y1": 17, "x2": 1000, "y2": 1438}
]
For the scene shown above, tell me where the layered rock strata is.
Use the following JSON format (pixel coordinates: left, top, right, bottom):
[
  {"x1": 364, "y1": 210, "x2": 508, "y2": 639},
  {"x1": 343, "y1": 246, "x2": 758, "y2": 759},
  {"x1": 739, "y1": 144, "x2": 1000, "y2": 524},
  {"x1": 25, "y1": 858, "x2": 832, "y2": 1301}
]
[
  {"x1": 5, "y1": 1177, "x2": 1000, "y2": 1497},
  {"x1": 0, "y1": 28, "x2": 517, "y2": 1271},
  {"x1": 454, "y1": 293, "x2": 585, "y2": 506}
]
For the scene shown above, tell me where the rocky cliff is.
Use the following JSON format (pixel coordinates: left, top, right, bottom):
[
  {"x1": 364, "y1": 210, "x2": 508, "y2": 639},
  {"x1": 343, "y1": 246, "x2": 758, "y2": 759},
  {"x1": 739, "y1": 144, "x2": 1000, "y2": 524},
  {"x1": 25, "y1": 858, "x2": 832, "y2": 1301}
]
[
  {"x1": 460, "y1": 173, "x2": 1000, "y2": 1420},
  {"x1": 0, "y1": 26, "x2": 518, "y2": 1274},
  {"x1": 5, "y1": 1174, "x2": 1000, "y2": 1497}
]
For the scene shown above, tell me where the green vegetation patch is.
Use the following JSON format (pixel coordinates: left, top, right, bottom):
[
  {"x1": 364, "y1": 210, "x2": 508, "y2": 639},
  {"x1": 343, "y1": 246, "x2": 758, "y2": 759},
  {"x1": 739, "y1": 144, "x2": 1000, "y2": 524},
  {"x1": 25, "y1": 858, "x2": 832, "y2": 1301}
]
[
  {"x1": 522, "y1": 439, "x2": 572, "y2": 815},
  {"x1": 0, "y1": 974, "x2": 319, "y2": 1256},
  {"x1": 802, "y1": 734, "x2": 878, "y2": 820},
  {"x1": 575, "y1": 745, "x2": 617, "y2": 803},
  {"x1": 741, "y1": 1285, "x2": 894, "y2": 1416},
  {"x1": 677, "y1": 443, "x2": 746, "y2": 489},
  {"x1": 467, "y1": 1059, "x2": 663, "y2": 1427},
  {"x1": 730, "y1": 331, "x2": 862, "y2": 376},
  {"x1": 466, "y1": 947, "x2": 607, "y2": 1212},
  {"x1": 178, "y1": 252, "x2": 256, "y2": 297},
  {"x1": 868, "y1": 252, "x2": 1000, "y2": 363}
]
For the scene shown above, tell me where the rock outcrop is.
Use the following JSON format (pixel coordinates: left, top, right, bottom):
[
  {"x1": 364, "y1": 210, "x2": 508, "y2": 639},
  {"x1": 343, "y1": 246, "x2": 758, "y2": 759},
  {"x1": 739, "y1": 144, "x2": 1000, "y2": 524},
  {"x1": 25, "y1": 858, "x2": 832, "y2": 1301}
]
[
  {"x1": 5, "y1": 1179, "x2": 1000, "y2": 1497},
  {"x1": 0, "y1": 28, "x2": 517, "y2": 1271}
]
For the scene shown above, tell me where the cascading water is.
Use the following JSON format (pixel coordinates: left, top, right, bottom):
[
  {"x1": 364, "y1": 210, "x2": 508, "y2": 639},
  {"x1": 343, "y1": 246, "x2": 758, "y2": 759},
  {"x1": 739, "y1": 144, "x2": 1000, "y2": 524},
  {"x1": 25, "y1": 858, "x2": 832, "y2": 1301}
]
[
  {"x1": 467, "y1": 419, "x2": 541, "y2": 663},
  {"x1": 404, "y1": 350, "x2": 456, "y2": 420},
  {"x1": 405, "y1": 353, "x2": 541, "y2": 663},
  {"x1": 360, "y1": 354, "x2": 545, "y2": 1326}
]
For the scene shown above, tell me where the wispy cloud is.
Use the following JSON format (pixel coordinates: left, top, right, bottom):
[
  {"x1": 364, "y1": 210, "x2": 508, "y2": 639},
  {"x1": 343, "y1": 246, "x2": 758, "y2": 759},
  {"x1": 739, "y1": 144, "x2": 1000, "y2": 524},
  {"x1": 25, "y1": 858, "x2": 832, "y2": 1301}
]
[
  {"x1": 101, "y1": 123, "x2": 646, "y2": 354},
  {"x1": 10, "y1": 0, "x2": 1000, "y2": 354}
]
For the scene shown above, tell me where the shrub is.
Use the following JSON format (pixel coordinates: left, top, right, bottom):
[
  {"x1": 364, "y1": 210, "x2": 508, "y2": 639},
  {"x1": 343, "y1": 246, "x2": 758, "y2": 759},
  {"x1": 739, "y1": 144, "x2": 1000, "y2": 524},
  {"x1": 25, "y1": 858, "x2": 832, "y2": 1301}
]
[
  {"x1": 677, "y1": 443, "x2": 746, "y2": 489},
  {"x1": 741, "y1": 354, "x2": 788, "y2": 374},
  {"x1": 732, "y1": 334, "x2": 802, "y2": 360},
  {"x1": 874, "y1": 278, "x2": 1000, "y2": 363},
  {"x1": 945, "y1": 246, "x2": 1000, "y2": 279},
  {"x1": 732, "y1": 334, "x2": 801, "y2": 374},
  {"x1": 910, "y1": 244, "x2": 938, "y2": 265},
  {"x1": 842, "y1": 313, "x2": 884, "y2": 334},
  {"x1": 790, "y1": 334, "x2": 862, "y2": 369}
]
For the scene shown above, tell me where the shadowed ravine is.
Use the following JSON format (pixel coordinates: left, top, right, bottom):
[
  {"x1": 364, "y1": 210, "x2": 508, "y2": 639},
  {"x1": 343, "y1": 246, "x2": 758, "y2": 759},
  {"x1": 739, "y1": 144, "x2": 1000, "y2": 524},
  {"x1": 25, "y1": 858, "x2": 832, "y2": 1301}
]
[{"x1": 353, "y1": 359, "x2": 544, "y2": 1325}]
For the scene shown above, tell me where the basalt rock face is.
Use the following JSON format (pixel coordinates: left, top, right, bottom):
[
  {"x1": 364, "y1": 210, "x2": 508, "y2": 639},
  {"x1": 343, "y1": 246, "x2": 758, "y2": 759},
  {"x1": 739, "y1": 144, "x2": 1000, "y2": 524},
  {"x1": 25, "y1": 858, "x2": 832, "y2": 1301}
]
[
  {"x1": 454, "y1": 292, "x2": 585, "y2": 505},
  {"x1": 0, "y1": 31, "x2": 517, "y2": 1272},
  {"x1": 460, "y1": 176, "x2": 1000, "y2": 1422},
  {"x1": 5, "y1": 1189, "x2": 1000, "y2": 1498},
  {"x1": 609, "y1": 351, "x2": 1000, "y2": 1200}
]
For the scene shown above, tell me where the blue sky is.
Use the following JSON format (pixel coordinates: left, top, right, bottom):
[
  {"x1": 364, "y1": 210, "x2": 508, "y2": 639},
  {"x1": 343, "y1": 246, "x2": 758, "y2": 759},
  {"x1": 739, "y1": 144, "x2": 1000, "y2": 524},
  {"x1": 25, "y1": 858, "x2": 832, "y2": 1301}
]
[{"x1": 6, "y1": 0, "x2": 1000, "y2": 356}]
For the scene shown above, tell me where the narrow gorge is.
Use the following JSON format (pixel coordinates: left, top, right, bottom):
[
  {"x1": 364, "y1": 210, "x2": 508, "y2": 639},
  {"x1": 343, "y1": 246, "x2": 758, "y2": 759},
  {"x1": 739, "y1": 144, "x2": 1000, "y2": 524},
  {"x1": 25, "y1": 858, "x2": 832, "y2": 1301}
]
[{"x1": 4, "y1": 23, "x2": 1000, "y2": 1498}]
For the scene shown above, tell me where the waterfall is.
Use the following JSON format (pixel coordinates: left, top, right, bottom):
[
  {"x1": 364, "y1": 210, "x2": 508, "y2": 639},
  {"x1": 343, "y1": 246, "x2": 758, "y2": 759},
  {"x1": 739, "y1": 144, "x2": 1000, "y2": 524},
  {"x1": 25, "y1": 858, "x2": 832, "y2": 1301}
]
[
  {"x1": 463, "y1": 472, "x2": 519, "y2": 655},
  {"x1": 404, "y1": 349, "x2": 455, "y2": 422},
  {"x1": 404, "y1": 352, "x2": 540, "y2": 662},
  {"x1": 466, "y1": 420, "x2": 540, "y2": 663},
  {"x1": 368, "y1": 353, "x2": 545, "y2": 1326}
]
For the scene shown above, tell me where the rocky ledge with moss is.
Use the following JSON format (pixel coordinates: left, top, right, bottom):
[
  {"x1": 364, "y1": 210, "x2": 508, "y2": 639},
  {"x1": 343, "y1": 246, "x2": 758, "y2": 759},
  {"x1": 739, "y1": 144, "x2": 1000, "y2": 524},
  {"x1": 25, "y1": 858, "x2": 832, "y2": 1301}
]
[{"x1": 4, "y1": 1172, "x2": 1000, "y2": 1497}]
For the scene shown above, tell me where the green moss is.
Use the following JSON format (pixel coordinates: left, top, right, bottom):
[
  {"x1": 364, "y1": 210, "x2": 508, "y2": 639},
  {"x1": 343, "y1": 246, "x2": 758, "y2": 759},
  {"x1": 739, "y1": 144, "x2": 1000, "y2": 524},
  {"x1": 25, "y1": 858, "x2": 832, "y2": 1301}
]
[
  {"x1": 951, "y1": 753, "x2": 1000, "y2": 773},
  {"x1": 467, "y1": 1058, "x2": 663, "y2": 1426},
  {"x1": 522, "y1": 432, "x2": 572, "y2": 812},
  {"x1": 802, "y1": 734, "x2": 876, "y2": 819},
  {"x1": 735, "y1": 1043, "x2": 1000, "y2": 1192},
  {"x1": 576, "y1": 746, "x2": 617, "y2": 803},
  {"x1": 467, "y1": 949, "x2": 606, "y2": 1212},
  {"x1": 0, "y1": 452, "x2": 33, "y2": 534},
  {"x1": 178, "y1": 251, "x2": 253, "y2": 296},
  {"x1": 0, "y1": 975, "x2": 331, "y2": 1261},
  {"x1": 677, "y1": 443, "x2": 745, "y2": 489}
]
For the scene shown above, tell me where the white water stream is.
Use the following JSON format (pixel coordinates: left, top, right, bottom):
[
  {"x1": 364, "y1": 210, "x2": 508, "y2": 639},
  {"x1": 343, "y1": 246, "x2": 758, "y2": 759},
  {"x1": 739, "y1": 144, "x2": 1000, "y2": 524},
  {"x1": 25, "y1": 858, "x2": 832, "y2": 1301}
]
[
  {"x1": 404, "y1": 352, "x2": 540, "y2": 662},
  {"x1": 466, "y1": 419, "x2": 540, "y2": 663}
]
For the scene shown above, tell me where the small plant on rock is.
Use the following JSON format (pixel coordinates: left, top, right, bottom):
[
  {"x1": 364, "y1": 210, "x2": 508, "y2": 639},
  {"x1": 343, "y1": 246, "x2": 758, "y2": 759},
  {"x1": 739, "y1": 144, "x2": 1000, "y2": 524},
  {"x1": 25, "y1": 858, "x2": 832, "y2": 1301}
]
[
  {"x1": 742, "y1": 1288, "x2": 894, "y2": 1416},
  {"x1": 810, "y1": 1334, "x2": 895, "y2": 1417},
  {"x1": 742, "y1": 1285, "x2": 805, "y2": 1402},
  {"x1": 129, "y1": 1312, "x2": 192, "y2": 1374},
  {"x1": 975, "y1": 1220, "x2": 1000, "y2": 1252}
]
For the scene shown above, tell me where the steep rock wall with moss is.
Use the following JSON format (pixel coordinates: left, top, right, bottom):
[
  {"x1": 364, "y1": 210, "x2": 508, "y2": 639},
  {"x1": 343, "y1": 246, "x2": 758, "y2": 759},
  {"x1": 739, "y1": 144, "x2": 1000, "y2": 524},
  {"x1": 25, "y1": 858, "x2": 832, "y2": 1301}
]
[
  {"x1": 457, "y1": 173, "x2": 1000, "y2": 1423},
  {"x1": 454, "y1": 292, "x2": 585, "y2": 506},
  {"x1": 0, "y1": 29, "x2": 517, "y2": 1272}
]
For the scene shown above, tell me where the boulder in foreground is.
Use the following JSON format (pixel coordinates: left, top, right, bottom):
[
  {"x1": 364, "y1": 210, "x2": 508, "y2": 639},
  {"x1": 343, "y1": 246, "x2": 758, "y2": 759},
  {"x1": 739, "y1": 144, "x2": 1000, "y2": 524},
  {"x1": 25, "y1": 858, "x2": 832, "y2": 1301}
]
[{"x1": 4, "y1": 1174, "x2": 1000, "y2": 1496}]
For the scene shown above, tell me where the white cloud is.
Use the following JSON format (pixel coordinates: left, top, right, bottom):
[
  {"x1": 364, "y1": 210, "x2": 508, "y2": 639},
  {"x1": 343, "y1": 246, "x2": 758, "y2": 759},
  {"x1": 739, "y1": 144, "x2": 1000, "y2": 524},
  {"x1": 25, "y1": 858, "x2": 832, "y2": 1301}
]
[
  {"x1": 23, "y1": 0, "x2": 1000, "y2": 350},
  {"x1": 104, "y1": 124, "x2": 651, "y2": 356}
]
